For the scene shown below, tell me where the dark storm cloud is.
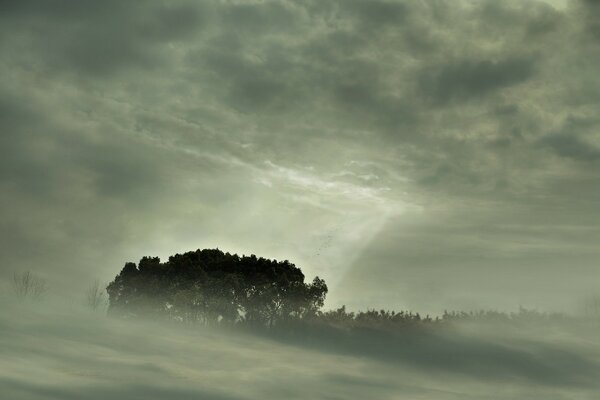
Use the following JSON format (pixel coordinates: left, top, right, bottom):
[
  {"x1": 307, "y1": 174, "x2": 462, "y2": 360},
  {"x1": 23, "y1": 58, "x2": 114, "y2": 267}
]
[
  {"x1": 347, "y1": 0, "x2": 409, "y2": 27},
  {"x1": 199, "y1": 42, "x2": 294, "y2": 113},
  {"x1": 220, "y1": 2, "x2": 297, "y2": 34},
  {"x1": 0, "y1": 0, "x2": 205, "y2": 77},
  {"x1": 0, "y1": 91, "x2": 51, "y2": 194},
  {"x1": 418, "y1": 57, "x2": 537, "y2": 104},
  {"x1": 578, "y1": 0, "x2": 600, "y2": 39},
  {"x1": 537, "y1": 116, "x2": 600, "y2": 162},
  {"x1": 540, "y1": 133, "x2": 600, "y2": 162},
  {"x1": 0, "y1": 83, "x2": 164, "y2": 200}
]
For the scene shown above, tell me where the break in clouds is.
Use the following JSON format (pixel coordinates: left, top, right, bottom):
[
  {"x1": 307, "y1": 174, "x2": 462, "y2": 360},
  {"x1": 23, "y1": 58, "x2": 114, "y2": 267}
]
[{"x1": 1, "y1": 0, "x2": 600, "y2": 313}]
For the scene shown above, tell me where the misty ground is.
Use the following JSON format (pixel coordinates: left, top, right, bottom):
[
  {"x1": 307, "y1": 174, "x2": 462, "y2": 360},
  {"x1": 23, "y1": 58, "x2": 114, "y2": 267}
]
[{"x1": 2, "y1": 299, "x2": 600, "y2": 400}]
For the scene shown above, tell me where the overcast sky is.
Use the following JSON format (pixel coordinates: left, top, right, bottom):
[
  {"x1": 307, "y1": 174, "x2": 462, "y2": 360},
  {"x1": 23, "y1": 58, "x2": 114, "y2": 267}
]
[{"x1": 1, "y1": 0, "x2": 599, "y2": 313}]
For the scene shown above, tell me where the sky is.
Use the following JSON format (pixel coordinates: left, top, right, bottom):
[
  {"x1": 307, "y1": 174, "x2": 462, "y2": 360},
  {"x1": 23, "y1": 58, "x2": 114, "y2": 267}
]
[{"x1": 1, "y1": 0, "x2": 599, "y2": 314}]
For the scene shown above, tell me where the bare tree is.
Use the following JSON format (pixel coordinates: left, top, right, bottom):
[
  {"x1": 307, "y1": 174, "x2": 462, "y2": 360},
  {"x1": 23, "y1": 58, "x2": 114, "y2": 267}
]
[
  {"x1": 12, "y1": 271, "x2": 47, "y2": 300},
  {"x1": 86, "y1": 279, "x2": 107, "y2": 311}
]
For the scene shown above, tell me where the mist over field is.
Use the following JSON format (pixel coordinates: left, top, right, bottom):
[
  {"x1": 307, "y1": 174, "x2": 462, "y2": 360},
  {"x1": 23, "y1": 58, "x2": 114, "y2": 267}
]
[
  {"x1": 2, "y1": 295, "x2": 600, "y2": 400},
  {"x1": 2, "y1": 0, "x2": 600, "y2": 398}
]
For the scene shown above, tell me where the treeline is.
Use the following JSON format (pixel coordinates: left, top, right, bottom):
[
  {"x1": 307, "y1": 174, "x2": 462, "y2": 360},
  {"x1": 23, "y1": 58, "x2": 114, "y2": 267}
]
[
  {"x1": 311, "y1": 306, "x2": 571, "y2": 331},
  {"x1": 107, "y1": 248, "x2": 572, "y2": 332}
]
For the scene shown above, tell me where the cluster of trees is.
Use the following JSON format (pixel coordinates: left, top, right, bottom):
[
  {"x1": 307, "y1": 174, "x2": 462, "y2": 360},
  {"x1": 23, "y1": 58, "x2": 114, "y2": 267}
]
[
  {"x1": 291, "y1": 306, "x2": 573, "y2": 335},
  {"x1": 316, "y1": 306, "x2": 433, "y2": 329},
  {"x1": 105, "y1": 248, "x2": 585, "y2": 333},
  {"x1": 107, "y1": 249, "x2": 327, "y2": 327}
]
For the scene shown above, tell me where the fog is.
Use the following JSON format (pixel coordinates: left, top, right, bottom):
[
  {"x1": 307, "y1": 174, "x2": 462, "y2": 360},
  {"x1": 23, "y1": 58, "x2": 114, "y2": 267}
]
[{"x1": 2, "y1": 292, "x2": 599, "y2": 400}]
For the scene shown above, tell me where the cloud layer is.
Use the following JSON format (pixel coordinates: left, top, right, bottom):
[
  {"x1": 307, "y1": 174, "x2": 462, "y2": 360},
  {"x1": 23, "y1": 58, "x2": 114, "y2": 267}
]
[{"x1": 1, "y1": 0, "x2": 599, "y2": 312}]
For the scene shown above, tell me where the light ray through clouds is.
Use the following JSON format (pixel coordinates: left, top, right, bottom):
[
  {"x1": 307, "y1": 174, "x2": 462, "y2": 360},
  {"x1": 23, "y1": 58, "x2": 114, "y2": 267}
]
[{"x1": 129, "y1": 130, "x2": 408, "y2": 297}]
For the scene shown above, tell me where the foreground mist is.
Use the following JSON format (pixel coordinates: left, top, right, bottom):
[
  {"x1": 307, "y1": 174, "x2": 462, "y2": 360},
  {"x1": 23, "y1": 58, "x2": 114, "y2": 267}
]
[{"x1": 2, "y1": 297, "x2": 600, "y2": 400}]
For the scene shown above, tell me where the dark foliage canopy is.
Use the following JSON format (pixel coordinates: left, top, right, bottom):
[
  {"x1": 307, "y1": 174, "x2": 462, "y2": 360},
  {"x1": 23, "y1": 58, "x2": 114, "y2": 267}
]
[{"x1": 107, "y1": 248, "x2": 328, "y2": 326}]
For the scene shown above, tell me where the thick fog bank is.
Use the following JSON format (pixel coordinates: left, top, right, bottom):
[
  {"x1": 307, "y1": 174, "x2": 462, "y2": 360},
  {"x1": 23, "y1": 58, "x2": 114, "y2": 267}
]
[{"x1": 1, "y1": 300, "x2": 600, "y2": 400}]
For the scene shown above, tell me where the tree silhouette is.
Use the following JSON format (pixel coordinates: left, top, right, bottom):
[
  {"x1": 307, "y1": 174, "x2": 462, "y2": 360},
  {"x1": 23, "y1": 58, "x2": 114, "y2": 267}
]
[{"x1": 106, "y1": 248, "x2": 328, "y2": 327}]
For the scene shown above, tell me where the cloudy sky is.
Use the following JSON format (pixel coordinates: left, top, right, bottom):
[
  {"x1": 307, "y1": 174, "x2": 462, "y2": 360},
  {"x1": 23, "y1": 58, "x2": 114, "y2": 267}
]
[{"x1": 1, "y1": 0, "x2": 599, "y2": 313}]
